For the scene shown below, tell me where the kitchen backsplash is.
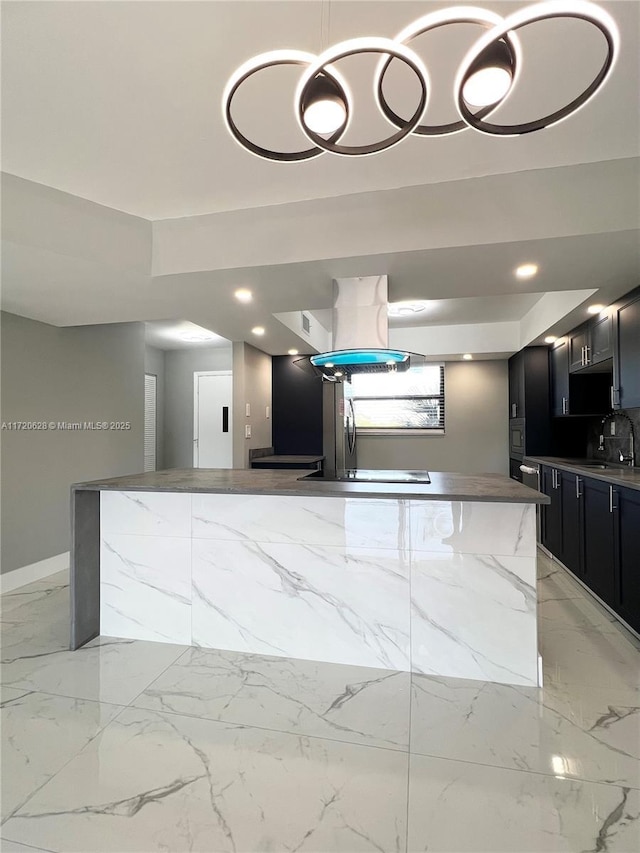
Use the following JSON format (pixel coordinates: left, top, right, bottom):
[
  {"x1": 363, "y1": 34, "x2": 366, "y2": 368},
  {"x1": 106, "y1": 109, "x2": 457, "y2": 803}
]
[{"x1": 585, "y1": 407, "x2": 640, "y2": 465}]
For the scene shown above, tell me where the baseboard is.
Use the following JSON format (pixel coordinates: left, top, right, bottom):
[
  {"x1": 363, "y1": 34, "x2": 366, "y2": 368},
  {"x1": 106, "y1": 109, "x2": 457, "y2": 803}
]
[{"x1": 0, "y1": 552, "x2": 70, "y2": 594}]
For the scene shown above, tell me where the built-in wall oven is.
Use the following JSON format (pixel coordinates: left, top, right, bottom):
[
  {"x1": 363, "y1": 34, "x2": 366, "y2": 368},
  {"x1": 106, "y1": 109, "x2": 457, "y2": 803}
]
[{"x1": 509, "y1": 418, "x2": 526, "y2": 460}]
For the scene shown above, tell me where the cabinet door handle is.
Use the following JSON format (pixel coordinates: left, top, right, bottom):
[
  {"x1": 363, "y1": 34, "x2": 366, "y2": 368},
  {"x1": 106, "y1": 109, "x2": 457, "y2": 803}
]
[
  {"x1": 584, "y1": 345, "x2": 590, "y2": 365},
  {"x1": 580, "y1": 346, "x2": 585, "y2": 366},
  {"x1": 562, "y1": 397, "x2": 568, "y2": 415},
  {"x1": 610, "y1": 385, "x2": 615, "y2": 409},
  {"x1": 609, "y1": 486, "x2": 618, "y2": 513},
  {"x1": 576, "y1": 476, "x2": 582, "y2": 499},
  {"x1": 511, "y1": 403, "x2": 517, "y2": 418}
]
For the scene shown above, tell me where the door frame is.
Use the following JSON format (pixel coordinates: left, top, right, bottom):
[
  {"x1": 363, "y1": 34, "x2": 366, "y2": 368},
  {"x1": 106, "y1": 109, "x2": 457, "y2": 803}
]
[{"x1": 193, "y1": 370, "x2": 233, "y2": 467}]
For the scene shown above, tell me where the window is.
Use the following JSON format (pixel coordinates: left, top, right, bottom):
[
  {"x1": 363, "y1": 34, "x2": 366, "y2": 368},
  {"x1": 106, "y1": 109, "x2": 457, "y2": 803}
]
[{"x1": 350, "y1": 363, "x2": 445, "y2": 433}]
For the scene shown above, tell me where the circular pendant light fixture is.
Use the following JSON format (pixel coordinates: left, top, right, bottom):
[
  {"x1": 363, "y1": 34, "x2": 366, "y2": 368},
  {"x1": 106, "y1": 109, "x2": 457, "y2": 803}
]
[
  {"x1": 221, "y1": 2, "x2": 620, "y2": 159},
  {"x1": 455, "y1": 1, "x2": 619, "y2": 136},
  {"x1": 296, "y1": 37, "x2": 429, "y2": 157},
  {"x1": 375, "y1": 6, "x2": 522, "y2": 137}
]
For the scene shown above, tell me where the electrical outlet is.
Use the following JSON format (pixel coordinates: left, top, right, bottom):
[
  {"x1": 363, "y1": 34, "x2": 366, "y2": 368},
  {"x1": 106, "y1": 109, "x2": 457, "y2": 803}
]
[
  {"x1": 245, "y1": 403, "x2": 251, "y2": 417},
  {"x1": 611, "y1": 422, "x2": 616, "y2": 436},
  {"x1": 245, "y1": 425, "x2": 251, "y2": 438}
]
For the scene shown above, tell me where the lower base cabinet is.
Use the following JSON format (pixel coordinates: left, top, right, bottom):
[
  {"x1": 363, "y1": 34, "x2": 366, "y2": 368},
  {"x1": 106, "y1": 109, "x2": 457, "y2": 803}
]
[
  {"x1": 582, "y1": 478, "x2": 616, "y2": 608},
  {"x1": 540, "y1": 465, "x2": 640, "y2": 630},
  {"x1": 618, "y1": 486, "x2": 640, "y2": 632}
]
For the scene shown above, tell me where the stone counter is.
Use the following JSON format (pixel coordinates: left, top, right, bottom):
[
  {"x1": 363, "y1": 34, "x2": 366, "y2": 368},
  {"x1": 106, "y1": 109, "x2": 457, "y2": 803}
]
[
  {"x1": 73, "y1": 467, "x2": 548, "y2": 504},
  {"x1": 70, "y1": 470, "x2": 542, "y2": 689}
]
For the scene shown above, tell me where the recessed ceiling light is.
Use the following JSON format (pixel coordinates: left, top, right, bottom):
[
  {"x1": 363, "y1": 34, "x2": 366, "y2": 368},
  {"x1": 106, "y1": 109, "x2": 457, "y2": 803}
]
[
  {"x1": 234, "y1": 288, "x2": 253, "y2": 303},
  {"x1": 544, "y1": 335, "x2": 558, "y2": 344},
  {"x1": 515, "y1": 263, "x2": 538, "y2": 279},
  {"x1": 251, "y1": 326, "x2": 265, "y2": 336},
  {"x1": 587, "y1": 304, "x2": 605, "y2": 314},
  {"x1": 181, "y1": 332, "x2": 217, "y2": 343},
  {"x1": 462, "y1": 353, "x2": 473, "y2": 360},
  {"x1": 288, "y1": 349, "x2": 299, "y2": 356},
  {"x1": 388, "y1": 301, "x2": 432, "y2": 317}
]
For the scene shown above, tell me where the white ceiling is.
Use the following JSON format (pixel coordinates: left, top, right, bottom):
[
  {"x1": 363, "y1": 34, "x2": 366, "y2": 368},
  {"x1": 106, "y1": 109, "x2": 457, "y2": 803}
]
[
  {"x1": 2, "y1": 0, "x2": 638, "y2": 219},
  {"x1": 1, "y1": 1, "x2": 639, "y2": 356}
]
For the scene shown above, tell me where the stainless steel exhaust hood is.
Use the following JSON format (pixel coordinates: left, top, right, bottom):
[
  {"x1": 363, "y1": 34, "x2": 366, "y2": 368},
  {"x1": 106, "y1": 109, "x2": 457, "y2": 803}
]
[{"x1": 294, "y1": 275, "x2": 425, "y2": 381}]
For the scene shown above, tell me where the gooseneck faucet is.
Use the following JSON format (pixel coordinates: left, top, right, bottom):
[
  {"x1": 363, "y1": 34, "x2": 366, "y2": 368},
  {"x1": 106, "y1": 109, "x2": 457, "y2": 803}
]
[{"x1": 598, "y1": 411, "x2": 636, "y2": 467}]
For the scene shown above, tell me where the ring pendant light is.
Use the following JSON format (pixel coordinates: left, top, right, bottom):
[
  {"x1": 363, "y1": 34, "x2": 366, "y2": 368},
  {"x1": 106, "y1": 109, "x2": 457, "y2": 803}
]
[
  {"x1": 222, "y1": 49, "x2": 351, "y2": 161},
  {"x1": 222, "y1": 2, "x2": 620, "y2": 159},
  {"x1": 296, "y1": 37, "x2": 429, "y2": 156},
  {"x1": 374, "y1": 6, "x2": 522, "y2": 137},
  {"x1": 454, "y1": 0, "x2": 620, "y2": 136}
]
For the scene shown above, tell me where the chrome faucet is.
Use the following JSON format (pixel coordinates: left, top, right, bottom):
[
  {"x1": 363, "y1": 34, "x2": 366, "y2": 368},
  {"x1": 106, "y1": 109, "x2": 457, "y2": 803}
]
[{"x1": 599, "y1": 411, "x2": 636, "y2": 467}]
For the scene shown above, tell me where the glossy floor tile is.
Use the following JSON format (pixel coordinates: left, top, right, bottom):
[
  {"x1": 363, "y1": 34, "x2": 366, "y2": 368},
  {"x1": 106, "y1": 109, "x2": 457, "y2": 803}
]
[
  {"x1": 407, "y1": 752, "x2": 639, "y2": 852},
  {"x1": 1, "y1": 550, "x2": 639, "y2": 852},
  {"x1": 132, "y1": 646, "x2": 411, "y2": 750},
  {"x1": 1, "y1": 688, "x2": 122, "y2": 820},
  {"x1": 2, "y1": 707, "x2": 409, "y2": 853}
]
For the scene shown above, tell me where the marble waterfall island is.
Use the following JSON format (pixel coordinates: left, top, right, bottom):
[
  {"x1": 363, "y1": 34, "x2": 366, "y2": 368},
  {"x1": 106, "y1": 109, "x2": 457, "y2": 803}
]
[{"x1": 70, "y1": 469, "x2": 548, "y2": 687}]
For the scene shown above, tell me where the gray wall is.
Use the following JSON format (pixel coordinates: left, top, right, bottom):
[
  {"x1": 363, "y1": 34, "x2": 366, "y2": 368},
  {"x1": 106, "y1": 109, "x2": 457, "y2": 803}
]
[
  {"x1": 356, "y1": 360, "x2": 509, "y2": 475},
  {"x1": 1, "y1": 312, "x2": 144, "y2": 574},
  {"x1": 232, "y1": 342, "x2": 273, "y2": 469},
  {"x1": 163, "y1": 345, "x2": 233, "y2": 469},
  {"x1": 144, "y1": 346, "x2": 165, "y2": 470}
]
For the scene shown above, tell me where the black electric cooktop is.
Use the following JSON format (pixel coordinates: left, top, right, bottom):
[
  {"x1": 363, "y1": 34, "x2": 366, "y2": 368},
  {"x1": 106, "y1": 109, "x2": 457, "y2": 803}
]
[{"x1": 299, "y1": 469, "x2": 431, "y2": 484}]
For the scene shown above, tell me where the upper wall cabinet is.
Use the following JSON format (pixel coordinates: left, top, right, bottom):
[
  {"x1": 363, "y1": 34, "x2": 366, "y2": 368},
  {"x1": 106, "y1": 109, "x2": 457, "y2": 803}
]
[
  {"x1": 612, "y1": 288, "x2": 640, "y2": 410},
  {"x1": 550, "y1": 338, "x2": 570, "y2": 417},
  {"x1": 568, "y1": 311, "x2": 614, "y2": 373}
]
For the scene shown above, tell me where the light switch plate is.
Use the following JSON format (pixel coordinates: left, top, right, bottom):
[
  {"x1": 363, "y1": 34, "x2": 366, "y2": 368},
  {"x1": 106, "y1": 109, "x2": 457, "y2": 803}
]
[
  {"x1": 245, "y1": 425, "x2": 251, "y2": 438},
  {"x1": 266, "y1": 406, "x2": 270, "y2": 419},
  {"x1": 245, "y1": 403, "x2": 251, "y2": 417}
]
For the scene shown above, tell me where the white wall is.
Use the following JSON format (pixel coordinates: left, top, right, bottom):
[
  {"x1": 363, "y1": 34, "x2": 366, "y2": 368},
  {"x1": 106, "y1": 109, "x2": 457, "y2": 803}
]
[
  {"x1": 1, "y1": 312, "x2": 145, "y2": 574},
  {"x1": 356, "y1": 360, "x2": 509, "y2": 475}
]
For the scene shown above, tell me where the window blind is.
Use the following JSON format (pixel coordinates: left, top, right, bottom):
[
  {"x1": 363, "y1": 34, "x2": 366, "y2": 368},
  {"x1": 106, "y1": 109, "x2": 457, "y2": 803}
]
[{"x1": 351, "y1": 363, "x2": 445, "y2": 431}]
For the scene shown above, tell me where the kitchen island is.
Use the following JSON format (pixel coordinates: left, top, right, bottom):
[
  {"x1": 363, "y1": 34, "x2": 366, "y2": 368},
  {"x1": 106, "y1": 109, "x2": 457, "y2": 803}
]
[{"x1": 71, "y1": 469, "x2": 548, "y2": 687}]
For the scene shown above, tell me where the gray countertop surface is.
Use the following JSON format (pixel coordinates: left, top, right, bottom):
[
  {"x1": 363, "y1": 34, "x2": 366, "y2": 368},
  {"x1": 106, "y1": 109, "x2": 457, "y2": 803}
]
[
  {"x1": 524, "y1": 457, "x2": 640, "y2": 492},
  {"x1": 72, "y1": 468, "x2": 548, "y2": 503}
]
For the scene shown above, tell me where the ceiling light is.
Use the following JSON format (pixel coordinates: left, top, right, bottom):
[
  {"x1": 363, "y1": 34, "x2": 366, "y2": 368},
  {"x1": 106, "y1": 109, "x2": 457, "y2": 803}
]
[
  {"x1": 544, "y1": 335, "x2": 558, "y2": 344},
  {"x1": 461, "y1": 39, "x2": 515, "y2": 107},
  {"x1": 301, "y1": 73, "x2": 348, "y2": 134},
  {"x1": 334, "y1": 371, "x2": 344, "y2": 377},
  {"x1": 587, "y1": 304, "x2": 605, "y2": 314},
  {"x1": 388, "y1": 301, "x2": 431, "y2": 317},
  {"x1": 223, "y1": 2, "x2": 618, "y2": 159},
  {"x1": 181, "y1": 332, "x2": 217, "y2": 343},
  {"x1": 251, "y1": 326, "x2": 265, "y2": 336},
  {"x1": 288, "y1": 349, "x2": 299, "y2": 356},
  {"x1": 234, "y1": 288, "x2": 252, "y2": 303},
  {"x1": 463, "y1": 353, "x2": 473, "y2": 360},
  {"x1": 515, "y1": 263, "x2": 538, "y2": 279}
]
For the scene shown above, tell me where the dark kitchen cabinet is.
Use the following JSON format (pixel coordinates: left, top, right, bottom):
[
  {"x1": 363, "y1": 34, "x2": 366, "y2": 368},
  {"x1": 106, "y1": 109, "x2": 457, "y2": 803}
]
[
  {"x1": 569, "y1": 325, "x2": 590, "y2": 373},
  {"x1": 541, "y1": 466, "x2": 563, "y2": 559},
  {"x1": 508, "y1": 351, "x2": 524, "y2": 418},
  {"x1": 550, "y1": 339, "x2": 570, "y2": 416},
  {"x1": 560, "y1": 471, "x2": 583, "y2": 577},
  {"x1": 509, "y1": 458, "x2": 523, "y2": 482},
  {"x1": 582, "y1": 477, "x2": 617, "y2": 608},
  {"x1": 590, "y1": 309, "x2": 614, "y2": 365},
  {"x1": 550, "y1": 336, "x2": 611, "y2": 418},
  {"x1": 612, "y1": 288, "x2": 640, "y2": 410},
  {"x1": 616, "y1": 486, "x2": 640, "y2": 633}
]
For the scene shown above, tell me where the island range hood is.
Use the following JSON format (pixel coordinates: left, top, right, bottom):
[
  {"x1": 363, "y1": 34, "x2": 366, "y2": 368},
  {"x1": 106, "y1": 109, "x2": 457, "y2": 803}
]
[{"x1": 294, "y1": 275, "x2": 425, "y2": 380}]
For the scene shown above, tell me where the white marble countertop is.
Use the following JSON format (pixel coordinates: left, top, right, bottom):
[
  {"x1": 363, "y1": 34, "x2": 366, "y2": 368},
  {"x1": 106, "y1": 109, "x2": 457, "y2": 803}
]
[
  {"x1": 72, "y1": 467, "x2": 548, "y2": 503},
  {"x1": 524, "y1": 457, "x2": 640, "y2": 492}
]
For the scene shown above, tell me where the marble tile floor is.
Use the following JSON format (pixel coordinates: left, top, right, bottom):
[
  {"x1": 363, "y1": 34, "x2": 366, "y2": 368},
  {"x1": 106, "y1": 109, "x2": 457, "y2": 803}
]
[{"x1": 1, "y1": 551, "x2": 639, "y2": 852}]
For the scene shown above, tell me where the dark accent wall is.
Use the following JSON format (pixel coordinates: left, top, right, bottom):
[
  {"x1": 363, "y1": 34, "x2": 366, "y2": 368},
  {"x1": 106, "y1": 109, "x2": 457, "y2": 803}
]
[{"x1": 272, "y1": 356, "x2": 323, "y2": 456}]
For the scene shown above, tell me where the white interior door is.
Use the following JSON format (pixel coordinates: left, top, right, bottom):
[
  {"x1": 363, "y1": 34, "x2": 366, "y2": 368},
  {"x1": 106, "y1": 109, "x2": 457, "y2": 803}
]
[{"x1": 194, "y1": 371, "x2": 233, "y2": 468}]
